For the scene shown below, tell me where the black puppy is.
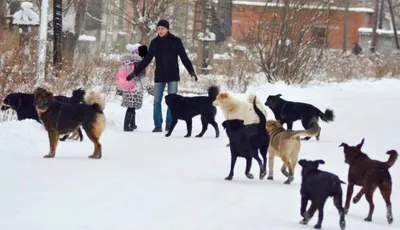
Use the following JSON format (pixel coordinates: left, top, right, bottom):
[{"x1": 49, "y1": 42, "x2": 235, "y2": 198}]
[
  {"x1": 298, "y1": 159, "x2": 346, "y2": 230},
  {"x1": 265, "y1": 94, "x2": 334, "y2": 141},
  {"x1": 222, "y1": 97, "x2": 268, "y2": 181},
  {"x1": 164, "y1": 85, "x2": 220, "y2": 138}
]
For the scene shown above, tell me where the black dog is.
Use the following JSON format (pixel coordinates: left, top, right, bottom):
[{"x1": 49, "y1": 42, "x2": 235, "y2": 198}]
[
  {"x1": 1, "y1": 92, "x2": 40, "y2": 122},
  {"x1": 164, "y1": 85, "x2": 220, "y2": 138},
  {"x1": 265, "y1": 94, "x2": 334, "y2": 141},
  {"x1": 1, "y1": 89, "x2": 86, "y2": 141},
  {"x1": 222, "y1": 97, "x2": 269, "y2": 181},
  {"x1": 298, "y1": 159, "x2": 346, "y2": 230}
]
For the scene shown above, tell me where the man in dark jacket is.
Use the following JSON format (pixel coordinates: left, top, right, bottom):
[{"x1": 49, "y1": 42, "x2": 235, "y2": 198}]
[{"x1": 127, "y1": 19, "x2": 197, "y2": 132}]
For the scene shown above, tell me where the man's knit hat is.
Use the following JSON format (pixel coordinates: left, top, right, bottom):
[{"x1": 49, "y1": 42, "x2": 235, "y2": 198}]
[{"x1": 156, "y1": 19, "x2": 169, "y2": 30}]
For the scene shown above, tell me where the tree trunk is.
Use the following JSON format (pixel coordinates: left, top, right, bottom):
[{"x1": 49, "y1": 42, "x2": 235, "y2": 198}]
[
  {"x1": 370, "y1": 0, "x2": 380, "y2": 53},
  {"x1": 343, "y1": 0, "x2": 349, "y2": 52},
  {"x1": 54, "y1": 0, "x2": 63, "y2": 76},
  {"x1": 0, "y1": 0, "x2": 6, "y2": 30},
  {"x1": 62, "y1": 0, "x2": 88, "y2": 66}
]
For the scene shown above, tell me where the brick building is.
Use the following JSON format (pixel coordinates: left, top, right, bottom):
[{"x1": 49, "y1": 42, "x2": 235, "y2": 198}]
[{"x1": 231, "y1": 1, "x2": 374, "y2": 49}]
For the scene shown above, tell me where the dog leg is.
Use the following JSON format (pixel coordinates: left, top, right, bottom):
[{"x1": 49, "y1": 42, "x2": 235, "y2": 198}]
[
  {"x1": 378, "y1": 182, "x2": 393, "y2": 224},
  {"x1": 353, "y1": 188, "x2": 365, "y2": 204},
  {"x1": 196, "y1": 116, "x2": 208, "y2": 138},
  {"x1": 267, "y1": 154, "x2": 275, "y2": 180},
  {"x1": 300, "y1": 195, "x2": 309, "y2": 219},
  {"x1": 84, "y1": 119, "x2": 104, "y2": 159},
  {"x1": 364, "y1": 184, "x2": 377, "y2": 222},
  {"x1": 209, "y1": 118, "x2": 219, "y2": 138},
  {"x1": 253, "y1": 154, "x2": 265, "y2": 180},
  {"x1": 184, "y1": 119, "x2": 192, "y2": 138},
  {"x1": 314, "y1": 199, "x2": 327, "y2": 229},
  {"x1": 300, "y1": 201, "x2": 317, "y2": 225},
  {"x1": 225, "y1": 155, "x2": 237, "y2": 180},
  {"x1": 282, "y1": 157, "x2": 294, "y2": 184},
  {"x1": 87, "y1": 134, "x2": 102, "y2": 159},
  {"x1": 260, "y1": 145, "x2": 268, "y2": 179},
  {"x1": 286, "y1": 121, "x2": 293, "y2": 130},
  {"x1": 59, "y1": 134, "x2": 69, "y2": 142},
  {"x1": 344, "y1": 183, "x2": 354, "y2": 214},
  {"x1": 45, "y1": 131, "x2": 59, "y2": 158},
  {"x1": 165, "y1": 118, "x2": 178, "y2": 137},
  {"x1": 244, "y1": 157, "x2": 254, "y2": 179},
  {"x1": 77, "y1": 128, "x2": 84, "y2": 142},
  {"x1": 280, "y1": 163, "x2": 289, "y2": 177},
  {"x1": 333, "y1": 194, "x2": 346, "y2": 230}
]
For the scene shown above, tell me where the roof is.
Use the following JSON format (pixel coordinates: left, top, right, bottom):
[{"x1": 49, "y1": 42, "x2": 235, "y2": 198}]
[{"x1": 232, "y1": 1, "x2": 374, "y2": 13}]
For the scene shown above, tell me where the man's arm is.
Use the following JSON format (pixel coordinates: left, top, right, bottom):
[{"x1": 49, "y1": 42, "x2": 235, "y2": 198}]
[{"x1": 177, "y1": 38, "x2": 195, "y2": 75}]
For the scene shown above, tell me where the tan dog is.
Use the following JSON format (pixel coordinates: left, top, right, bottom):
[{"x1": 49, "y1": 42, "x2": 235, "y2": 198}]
[
  {"x1": 213, "y1": 92, "x2": 267, "y2": 125},
  {"x1": 266, "y1": 120, "x2": 319, "y2": 184}
]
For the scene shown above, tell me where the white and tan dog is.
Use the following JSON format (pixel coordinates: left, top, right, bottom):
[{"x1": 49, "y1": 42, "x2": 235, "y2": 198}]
[
  {"x1": 265, "y1": 119, "x2": 319, "y2": 184},
  {"x1": 213, "y1": 92, "x2": 268, "y2": 124}
]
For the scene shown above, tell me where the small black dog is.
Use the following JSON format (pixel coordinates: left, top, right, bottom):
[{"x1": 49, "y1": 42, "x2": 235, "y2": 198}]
[
  {"x1": 1, "y1": 89, "x2": 86, "y2": 141},
  {"x1": 265, "y1": 94, "x2": 334, "y2": 141},
  {"x1": 298, "y1": 159, "x2": 346, "y2": 230},
  {"x1": 164, "y1": 85, "x2": 220, "y2": 138},
  {"x1": 222, "y1": 97, "x2": 269, "y2": 181},
  {"x1": 1, "y1": 92, "x2": 40, "y2": 122}
]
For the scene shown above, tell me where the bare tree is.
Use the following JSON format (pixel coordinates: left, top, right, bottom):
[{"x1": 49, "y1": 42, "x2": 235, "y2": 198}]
[
  {"x1": 54, "y1": 0, "x2": 63, "y2": 75},
  {"x1": 107, "y1": 0, "x2": 176, "y2": 45},
  {"x1": 240, "y1": 0, "x2": 335, "y2": 84}
]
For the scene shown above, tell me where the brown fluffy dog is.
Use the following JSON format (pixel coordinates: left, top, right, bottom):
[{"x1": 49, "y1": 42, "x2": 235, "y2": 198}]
[
  {"x1": 33, "y1": 87, "x2": 106, "y2": 159},
  {"x1": 266, "y1": 120, "x2": 319, "y2": 184},
  {"x1": 339, "y1": 138, "x2": 397, "y2": 224}
]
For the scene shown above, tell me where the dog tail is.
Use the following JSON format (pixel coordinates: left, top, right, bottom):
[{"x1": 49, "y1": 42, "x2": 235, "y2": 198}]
[
  {"x1": 252, "y1": 96, "x2": 266, "y2": 128},
  {"x1": 248, "y1": 93, "x2": 268, "y2": 118},
  {"x1": 318, "y1": 108, "x2": 335, "y2": 122},
  {"x1": 290, "y1": 125, "x2": 320, "y2": 138},
  {"x1": 84, "y1": 91, "x2": 105, "y2": 112},
  {"x1": 207, "y1": 85, "x2": 220, "y2": 101},
  {"x1": 385, "y1": 150, "x2": 398, "y2": 168}
]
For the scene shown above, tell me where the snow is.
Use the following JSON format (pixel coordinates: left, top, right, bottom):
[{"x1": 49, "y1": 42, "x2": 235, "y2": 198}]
[
  {"x1": 78, "y1": 35, "x2": 96, "y2": 42},
  {"x1": 1, "y1": 79, "x2": 400, "y2": 230},
  {"x1": 359, "y1": 27, "x2": 400, "y2": 36},
  {"x1": 214, "y1": 53, "x2": 233, "y2": 60},
  {"x1": 12, "y1": 2, "x2": 39, "y2": 25},
  {"x1": 232, "y1": 1, "x2": 374, "y2": 13},
  {"x1": 198, "y1": 32, "x2": 216, "y2": 41}
]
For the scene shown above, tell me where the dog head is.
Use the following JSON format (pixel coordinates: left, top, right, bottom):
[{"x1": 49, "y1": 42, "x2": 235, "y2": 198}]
[
  {"x1": 33, "y1": 87, "x2": 54, "y2": 113},
  {"x1": 339, "y1": 138, "x2": 365, "y2": 164},
  {"x1": 1, "y1": 93, "x2": 21, "y2": 111},
  {"x1": 72, "y1": 88, "x2": 86, "y2": 103},
  {"x1": 266, "y1": 119, "x2": 283, "y2": 133},
  {"x1": 265, "y1": 94, "x2": 283, "y2": 108},
  {"x1": 298, "y1": 159, "x2": 325, "y2": 177},
  {"x1": 164, "y1": 93, "x2": 184, "y2": 107},
  {"x1": 212, "y1": 92, "x2": 229, "y2": 107},
  {"x1": 222, "y1": 119, "x2": 245, "y2": 131}
]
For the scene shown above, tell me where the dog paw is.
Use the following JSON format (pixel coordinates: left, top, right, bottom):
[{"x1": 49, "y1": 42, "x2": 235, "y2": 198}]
[
  {"x1": 165, "y1": 133, "x2": 171, "y2": 137},
  {"x1": 267, "y1": 176, "x2": 273, "y2": 180},
  {"x1": 184, "y1": 135, "x2": 191, "y2": 138},
  {"x1": 259, "y1": 172, "x2": 266, "y2": 180},
  {"x1": 43, "y1": 154, "x2": 55, "y2": 158},
  {"x1": 299, "y1": 219, "x2": 308, "y2": 225},
  {"x1": 88, "y1": 154, "x2": 102, "y2": 159},
  {"x1": 246, "y1": 173, "x2": 254, "y2": 179},
  {"x1": 313, "y1": 224, "x2": 322, "y2": 229},
  {"x1": 195, "y1": 134, "x2": 202, "y2": 138},
  {"x1": 225, "y1": 176, "x2": 233, "y2": 181},
  {"x1": 353, "y1": 196, "x2": 361, "y2": 204},
  {"x1": 216, "y1": 133, "x2": 220, "y2": 138},
  {"x1": 344, "y1": 208, "x2": 349, "y2": 215},
  {"x1": 364, "y1": 217, "x2": 372, "y2": 222},
  {"x1": 340, "y1": 220, "x2": 346, "y2": 230},
  {"x1": 284, "y1": 176, "x2": 294, "y2": 184}
]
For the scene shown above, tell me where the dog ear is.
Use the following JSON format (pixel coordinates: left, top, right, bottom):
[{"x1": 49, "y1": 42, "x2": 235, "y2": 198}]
[
  {"x1": 339, "y1": 142, "x2": 348, "y2": 148},
  {"x1": 222, "y1": 120, "x2": 228, "y2": 129},
  {"x1": 276, "y1": 94, "x2": 282, "y2": 97},
  {"x1": 298, "y1": 159, "x2": 307, "y2": 167},
  {"x1": 356, "y1": 138, "x2": 365, "y2": 150},
  {"x1": 314, "y1": 159, "x2": 325, "y2": 165}
]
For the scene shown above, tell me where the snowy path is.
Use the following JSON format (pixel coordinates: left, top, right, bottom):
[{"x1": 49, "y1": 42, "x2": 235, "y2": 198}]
[{"x1": 1, "y1": 80, "x2": 399, "y2": 230}]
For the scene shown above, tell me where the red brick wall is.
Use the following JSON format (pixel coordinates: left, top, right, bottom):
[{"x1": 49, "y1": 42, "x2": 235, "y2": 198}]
[{"x1": 232, "y1": 5, "x2": 372, "y2": 49}]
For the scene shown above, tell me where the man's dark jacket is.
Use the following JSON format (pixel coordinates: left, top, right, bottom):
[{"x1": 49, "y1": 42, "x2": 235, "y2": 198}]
[{"x1": 132, "y1": 33, "x2": 195, "y2": 83}]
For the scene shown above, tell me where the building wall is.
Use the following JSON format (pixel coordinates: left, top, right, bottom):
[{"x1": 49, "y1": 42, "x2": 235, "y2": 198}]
[{"x1": 231, "y1": 4, "x2": 373, "y2": 49}]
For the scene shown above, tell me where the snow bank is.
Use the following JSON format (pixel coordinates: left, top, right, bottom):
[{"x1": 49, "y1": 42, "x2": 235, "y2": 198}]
[{"x1": 12, "y1": 2, "x2": 39, "y2": 25}]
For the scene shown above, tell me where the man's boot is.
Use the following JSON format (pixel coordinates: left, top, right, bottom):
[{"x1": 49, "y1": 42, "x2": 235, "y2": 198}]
[{"x1": 124, "y1": 110, "x2": 134, "y2": 131}]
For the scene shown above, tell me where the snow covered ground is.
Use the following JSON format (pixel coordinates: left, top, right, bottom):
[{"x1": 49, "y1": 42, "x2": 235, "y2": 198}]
[{"x1": 1, "y1": 79, "x2": 399, "y2": 230}]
